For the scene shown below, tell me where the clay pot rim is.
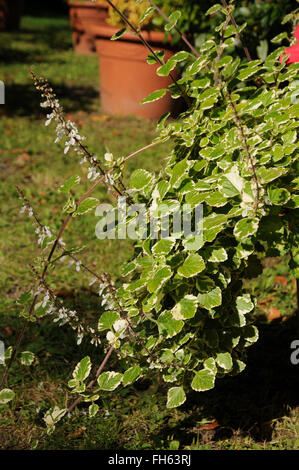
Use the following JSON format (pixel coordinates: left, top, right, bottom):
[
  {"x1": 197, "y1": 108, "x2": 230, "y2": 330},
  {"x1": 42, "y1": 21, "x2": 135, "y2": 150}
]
[
  {"x1": 91, "y1": 23, "x2": 173, "y2": 46},
  {"x1": 67, "y1": 1, "x2": 108, "y2": 9}
]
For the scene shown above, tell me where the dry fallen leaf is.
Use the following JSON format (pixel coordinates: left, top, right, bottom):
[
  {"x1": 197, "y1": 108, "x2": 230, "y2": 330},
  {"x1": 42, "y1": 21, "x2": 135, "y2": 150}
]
[
  {"x1": 5, "y1": 326, "x2": 13, "y2": 336},
  {"x1": 258, "y1": 295, "x2": 275, "y2": 308},
  {"x1": 267, "y1": 307, "x2": 281, "y2": 321},
  {"x1": 199, "y1": 421, "x2": 220, "y2": 430},
  {"x1": 54, "y1": 290, "x2": 74, "y2": 298},
  {"x1": 67, "y1": 426, "x2": 86, "y2": 439},
  {"x1": 274, "y1": 276, "x2": 287, "y2": 287},
  {"x1": 92, "y1": 114, "x2": 111, "y2": 122},
  {"x1": 15, "y1": 153, "x2": 30, "y2": 166}
]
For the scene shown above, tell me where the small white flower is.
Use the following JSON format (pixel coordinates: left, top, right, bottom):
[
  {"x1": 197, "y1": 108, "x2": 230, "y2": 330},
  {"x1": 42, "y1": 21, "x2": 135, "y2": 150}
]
[
  {"x1": 106, "y1": 331, "x2": 116, "y2": 344},
  {"x1": 104, "y1": 173, "x2": 115, "y2": 186},
  {"x1": 89, "y1": 277, "x2": 97, "y2": 286},
  {"x1": 75, "y1": 261, "x2": 81, "y2": 272},
  {"x1": 113, "y1": 319, "x2": 128, "y2": 339},
  {"x1": 42, "y1": 293, "x2": 50, "y2": 308},
  {"x1": 77, "y1": 333, "x2": 83, "y2": 345},
  {"x1": 104, "y1": 152, "x2": 113, "y2": 163}
]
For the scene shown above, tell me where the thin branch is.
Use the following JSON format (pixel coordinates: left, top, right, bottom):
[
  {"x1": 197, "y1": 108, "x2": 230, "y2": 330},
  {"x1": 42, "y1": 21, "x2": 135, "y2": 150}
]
[
  {"x1": 105, "y1": 0, "x2": 192, "y2": 108},
  {"x1": 147, "y1": 0, "x2": 200, "y2": 58},
  {"x1": 0, "y1": 139, "x2": 153, "y2": 389},
  {"x1": 220, "y1": 0, "x2": 252, "y2": 62},
  {"x1": 225, "y1": 88, "x2": 260, "y2": 210},
  {"x1": 67, "y1": 345, "x2": 115, "y2": 413},
  {"x1": 215, "y1": 16, "x2": 230, "y2": 86}
]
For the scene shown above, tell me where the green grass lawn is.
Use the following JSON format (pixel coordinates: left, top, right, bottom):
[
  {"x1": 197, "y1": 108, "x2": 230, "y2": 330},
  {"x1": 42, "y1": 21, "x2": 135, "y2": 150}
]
[{"x1": 0, "y1": 15, "x2": 298, "y2": 450}]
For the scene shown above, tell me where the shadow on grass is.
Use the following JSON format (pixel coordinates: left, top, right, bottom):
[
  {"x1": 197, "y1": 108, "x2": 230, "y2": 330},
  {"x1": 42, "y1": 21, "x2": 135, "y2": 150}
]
[
  {"x1": 2, "y1": 289, "x2": 298, "y2": 447},
  {"x1": 157, "y1": 315, "x2": 299, "y2": 445},
  {"x1": 0, "y1": 82, "x2": 99, "y2": 117}
]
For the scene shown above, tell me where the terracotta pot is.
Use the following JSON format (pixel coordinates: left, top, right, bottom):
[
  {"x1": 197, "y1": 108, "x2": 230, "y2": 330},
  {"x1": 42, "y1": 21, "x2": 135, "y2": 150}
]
[
  {"x1": 92, "y1": 24, "x2": 179, "y2": 119},
  {"x1": 0, "y1": 0, "x2": 22, "y2": 31},
  {"x1": 68, "y1": 1, "x2": 108, "y2": 55}
]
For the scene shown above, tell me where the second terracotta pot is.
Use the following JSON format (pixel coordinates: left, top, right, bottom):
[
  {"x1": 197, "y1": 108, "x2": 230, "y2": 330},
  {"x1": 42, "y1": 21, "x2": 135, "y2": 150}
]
[
  {"x1": 93, "y1": 25, "x2": 179, "y2": 119},
  {"x1": 68, "y1": 1, "x2": 108, "y2": 55}
]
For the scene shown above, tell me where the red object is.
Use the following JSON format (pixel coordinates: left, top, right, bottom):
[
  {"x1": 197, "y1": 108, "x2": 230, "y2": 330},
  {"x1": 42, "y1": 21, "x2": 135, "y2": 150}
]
[
  {"x1": 91, "y1": 24, "x2": 180, "y2": 119},
  {"x1": 281, "y1": 25, "x2": 299, "y2": 64},
  {"x1": 68, "y1": 1, "x2": 108, "y2": 55}
]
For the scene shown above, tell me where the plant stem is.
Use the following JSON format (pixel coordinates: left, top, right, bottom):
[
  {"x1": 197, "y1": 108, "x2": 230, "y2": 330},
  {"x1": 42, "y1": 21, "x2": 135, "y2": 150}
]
[
  {"x1": 0, "y1": 139, "x2": 152, "y2": 389},
  {"x1": 220, "y1": 0, "x2": 252, "y2": 62},
  {"x1": 67, "y1": 345, "x2": 115, "y2": 413},
  {"x1": 105, "y1": 0, "x2": 192, "y2": 108},
  {"x1": 147, "y1": 0, "x2": 200, "y2": 58}
]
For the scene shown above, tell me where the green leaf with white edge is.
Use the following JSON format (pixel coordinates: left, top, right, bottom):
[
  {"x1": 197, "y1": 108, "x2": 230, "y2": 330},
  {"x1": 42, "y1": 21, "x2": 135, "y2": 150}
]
[
  {"x1": 20, "y1": 350, "x2": 35, "y2": 366},
  {"x1": 98, "y1": 311, "x2": 120, "y2": 331},
  {"x1": 165, "y1": 10, "x2": 181, "y2": 32},
  {"x1": 89, "y1": 403, "x2": 99, "y2": 418},
  {"x1": 271, "y1": 32, "x2": 288, "y2": 44},
  {"x1": 121, "y1": 261, "x2": 136, "y2": 277},
  {"x1": 172, "y1": 295, "x2": 198, "y2": 320},
  {"x1": 177, "y1": 253, "x2": 205, "y2": 278},
  {"x1": 234, "y1": 218, "x2": 259, "y2": 241},
  {"x1": 216, "y1": 352, "x2": 233, "y2": 370},
  {"x1": 17, "y1": 291, "x2": 32, "y2": 305},
  {"x1": 123, "y1": 366, "x2": 142, "y2": 387},
  {"x1": 243, "y1": 325, "x2": 259, "y2": 344},
  {"x1": 257, "y1": 167, "x2": 287, "y2": 184},
  {"x1": 0, "y1": 388, "x2": 15, "y2": 404},
  {"x1": 267, "y1": 188, "x2": 290, "y2": 205},
  {"x1": 110, "y1": 27, "x2": 127, "y2": 40},
  {"x1": 152, "y1": 238, "x2": 176, "y2": 255},
  {"x1": 147, "y1": 50, "x2": 165, "y2": 64},
  {"x1": 4, "y1": 346, "x2": 13, "y2": 361},
  {"x1": 191, "y1": 368, "x2": 215, "y2": 392},
  {"x1": 73, "y1": 197, "x2": 99, "y2": 216},
  {"x1": 207, "y1": 247, "x2": 228, "y2": 263},
  {"x1": 236, "y1": 294, "x2": 254, "y2": 315},
  {"x1": 170, "y1": 158, "x2": 191, "y2": 188},
  {"x1": 138, "y1": 6, "x2": 154, "y2": 24},
  {"x1": 186, "y1": 56, "x2": 209, "y2": 76},
  {"x1": 206, "y1": 4, "x2": 223, "y2": 15},
  {"x1": 141, "y1": 89, "x2": 167, "y2": 104},
  {"x1": 204, "y1": 357, "x2": 217, "y2": 373},
  {"x1": 43, "y1": 406, "x2": 67, "y2": 430},
  {"x1": 157, "y1": 59, "x2": 176, "y2": 77},
  {"x1": 166, "y1": 386, "x2": 186, "y2": 409},
  {"x1": 97, "y1": 371, "x2": 123, "y2": 391},
  {"x1": 183, "y1": 234, "x2": 204, "y2": 251},
  {"x1": 230, "y1": 311, "x2": 246, "y2": 327},
  {"x1": 158, "y1": 310, "x2": 184, "y2": 338},
  {"x1": 148, "y1": 266, "x2": 172, "y2": 293},
  {"x1": 203, "y1": 213, "x2": 227, "y2": 231},
  {"x1": 60, "y1": 175, "x2": 80, "y2": 193},
  {"x1": 130, "y1": 169, "x2": 153, "y2": 190},
  {"x1": 198, "y1": 287, "x2": 222, "y2": 310},
  {"x1": 73, "y1": 356, "x2": 92, "y2": 382}
]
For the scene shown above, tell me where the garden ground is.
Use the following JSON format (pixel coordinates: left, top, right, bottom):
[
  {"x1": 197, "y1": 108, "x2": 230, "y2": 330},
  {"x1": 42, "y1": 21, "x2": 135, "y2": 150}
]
[{"x1": 0, "y1": 15, "x2": 298, "y2": 450}]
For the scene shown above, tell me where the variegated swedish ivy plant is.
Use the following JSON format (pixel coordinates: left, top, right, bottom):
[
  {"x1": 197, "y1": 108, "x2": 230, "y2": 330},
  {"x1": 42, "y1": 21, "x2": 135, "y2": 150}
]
[{"x1": 1, "y1": 0, "x2": 298, "y2": 432}]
